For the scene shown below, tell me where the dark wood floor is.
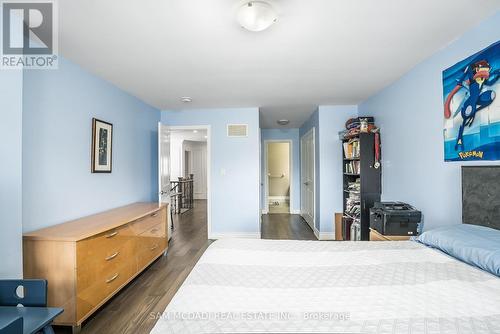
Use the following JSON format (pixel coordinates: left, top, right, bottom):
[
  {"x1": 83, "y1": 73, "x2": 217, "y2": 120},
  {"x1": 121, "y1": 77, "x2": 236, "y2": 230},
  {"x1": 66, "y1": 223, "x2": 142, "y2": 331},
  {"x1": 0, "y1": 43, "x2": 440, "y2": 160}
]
[
  {"x1": 55, "y1": 200, "x2": 211, "y2": 334},
  {"x1": 54, "y1": 204, "x2": 315, "y2": 333},
  {"x1": 261, "y1": 214, "x2": 317, "y2": 240}
]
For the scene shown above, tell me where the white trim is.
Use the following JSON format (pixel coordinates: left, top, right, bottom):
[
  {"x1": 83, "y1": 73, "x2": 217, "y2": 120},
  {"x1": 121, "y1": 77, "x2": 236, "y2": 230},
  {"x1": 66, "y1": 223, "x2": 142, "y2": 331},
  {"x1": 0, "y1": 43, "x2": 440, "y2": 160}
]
[
  {"x1": 313, "y1": 226, "x2": 320, "y2": 240},
  {"x1": 209, "y1": 233, "x2": 261, "y2": 239},
  {"x1": 291, "y1": 209, "x2": 301, "y2": 214},
  {"x1": 261, "y1": 209, "x2": 269, "y2": 215},
  {"x1": 264, "y1": 139, "x2": 293, "y2": 214},
  {"x1": 166, "y1": 125, "x2": 212, "y2": 240},
  {"x1": 318, "y1": 232, "x2": 336, "y2": 241}
]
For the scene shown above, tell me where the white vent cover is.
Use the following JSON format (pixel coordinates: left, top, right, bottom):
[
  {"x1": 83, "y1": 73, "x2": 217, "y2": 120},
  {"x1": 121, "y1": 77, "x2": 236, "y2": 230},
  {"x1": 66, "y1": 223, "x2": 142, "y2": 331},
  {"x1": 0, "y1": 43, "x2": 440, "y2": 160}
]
[{"x1": 227, "y1": 124, "x2": 248, "y2": 137}]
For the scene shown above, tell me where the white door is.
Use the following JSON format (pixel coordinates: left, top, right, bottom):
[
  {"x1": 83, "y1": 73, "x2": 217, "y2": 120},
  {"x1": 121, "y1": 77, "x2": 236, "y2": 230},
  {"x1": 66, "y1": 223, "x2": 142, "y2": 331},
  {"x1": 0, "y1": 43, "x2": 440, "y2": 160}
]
[
  {"x1": 158, "y1": 123, "x2": 172, "y2": 240},
  {"x1": 301, "y1": 128, "x2": 315, "y2": 230},
  {"x1": 191, "y1": 147, "x2": 207, "y2": 199}
]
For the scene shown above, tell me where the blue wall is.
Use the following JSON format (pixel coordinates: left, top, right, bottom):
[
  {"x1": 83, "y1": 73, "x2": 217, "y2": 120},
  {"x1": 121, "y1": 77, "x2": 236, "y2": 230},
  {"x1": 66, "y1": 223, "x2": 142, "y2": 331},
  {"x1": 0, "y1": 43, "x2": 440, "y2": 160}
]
[
  {"x1": 359, "y1": 12, "x2": 500, "y2": 230},
  {"x1": 318, "y1": 106, "x2": 358, "y2": 233},
  {"x1": 23, "y1": 57, "x2": 160, "y2": 232},
  {"x1": 261, "y1": 129, "x2": 301, "y2": 213},
  {"x1": 0, "y1": 68, "x2": 23, "y2": 278},
  {"x1": 161, "y1": 108, "x2": 260, "y2": 237}
]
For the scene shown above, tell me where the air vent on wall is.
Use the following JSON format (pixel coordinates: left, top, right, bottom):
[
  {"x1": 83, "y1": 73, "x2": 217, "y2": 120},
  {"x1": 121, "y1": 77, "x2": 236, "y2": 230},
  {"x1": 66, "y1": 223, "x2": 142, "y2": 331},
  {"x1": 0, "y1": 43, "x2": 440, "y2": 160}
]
[{"x1": 227, "y1": 124, "x2": 248, "y2": 137}]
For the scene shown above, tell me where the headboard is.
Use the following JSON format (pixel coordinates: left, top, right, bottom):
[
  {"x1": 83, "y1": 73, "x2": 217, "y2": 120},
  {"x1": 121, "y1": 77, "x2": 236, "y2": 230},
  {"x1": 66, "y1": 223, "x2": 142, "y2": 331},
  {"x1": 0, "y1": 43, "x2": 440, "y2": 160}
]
[{"x1": 462, "y1": 166, "x2": 500, "y2": 230}]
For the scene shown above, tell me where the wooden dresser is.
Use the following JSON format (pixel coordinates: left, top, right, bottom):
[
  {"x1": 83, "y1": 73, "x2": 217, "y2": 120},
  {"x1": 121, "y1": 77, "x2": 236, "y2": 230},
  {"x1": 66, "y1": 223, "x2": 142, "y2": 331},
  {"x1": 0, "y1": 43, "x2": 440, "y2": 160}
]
[{"x1": 23, "y1": 202, "x2": 168, "y2": 331}]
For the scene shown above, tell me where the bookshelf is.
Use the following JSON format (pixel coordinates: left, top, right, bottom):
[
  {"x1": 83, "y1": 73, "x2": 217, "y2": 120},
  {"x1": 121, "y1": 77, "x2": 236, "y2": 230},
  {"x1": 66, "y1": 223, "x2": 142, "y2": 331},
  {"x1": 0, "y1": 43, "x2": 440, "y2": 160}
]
[{"x1": 342, "y1": 132, "x2": 381, "y2": 241}]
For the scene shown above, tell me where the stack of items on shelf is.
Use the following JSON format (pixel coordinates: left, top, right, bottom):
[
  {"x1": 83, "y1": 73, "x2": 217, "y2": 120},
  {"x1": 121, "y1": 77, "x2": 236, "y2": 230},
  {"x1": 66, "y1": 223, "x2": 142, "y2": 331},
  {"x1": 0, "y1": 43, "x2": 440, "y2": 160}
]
[
  {"x1": 339, "y1": 117, "x2": 377, "y2": 139},
  {"x1": 343, "y1": 179, "x2": 361, "y2": 240}
]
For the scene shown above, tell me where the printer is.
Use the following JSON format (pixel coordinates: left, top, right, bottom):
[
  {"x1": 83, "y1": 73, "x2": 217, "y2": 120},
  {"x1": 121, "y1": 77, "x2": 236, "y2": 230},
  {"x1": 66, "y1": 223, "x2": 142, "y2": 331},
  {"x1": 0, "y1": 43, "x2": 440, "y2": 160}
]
[{"x1": 370, "y1": 202, "x2": 421, "y2": 236}]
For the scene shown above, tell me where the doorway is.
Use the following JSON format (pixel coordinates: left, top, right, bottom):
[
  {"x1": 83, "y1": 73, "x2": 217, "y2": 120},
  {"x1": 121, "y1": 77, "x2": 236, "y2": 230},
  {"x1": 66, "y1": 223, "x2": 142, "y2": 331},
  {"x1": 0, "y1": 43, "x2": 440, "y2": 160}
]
[
  {"x1": 264, "y1": 140, "x2": 292, "y2": 214},
  {"x1": 159, "y1": 125, "x2": 211, "y2": 239},
  {"x1": 300, "y1": 127, "x2": 315, "y2": 231}
]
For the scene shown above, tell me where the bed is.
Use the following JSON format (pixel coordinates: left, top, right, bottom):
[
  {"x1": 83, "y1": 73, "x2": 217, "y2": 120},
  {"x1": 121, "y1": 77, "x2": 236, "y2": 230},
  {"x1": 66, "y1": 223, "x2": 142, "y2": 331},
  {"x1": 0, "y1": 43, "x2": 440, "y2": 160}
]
[{"x1": 151, "y1": 166, "x2": 500, "y2": 334}]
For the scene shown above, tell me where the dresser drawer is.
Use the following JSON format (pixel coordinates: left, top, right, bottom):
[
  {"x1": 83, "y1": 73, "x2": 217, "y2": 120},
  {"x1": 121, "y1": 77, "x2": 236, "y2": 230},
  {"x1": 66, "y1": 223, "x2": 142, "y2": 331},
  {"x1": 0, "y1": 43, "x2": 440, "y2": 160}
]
[
  {"x1": 77, "y1": 224, "x2": 133, "y2": 264},
  {"x1": 129, "y1": 208, "x2": 166, "y2": 235},
  {"x1": 76, "y1": 259, "x2": 136, "y2": 321},
  {"x1": 137, "y1": 224, "x2": 167, "y2": 269},
  {"x1": 77, "y1": 238, "x2": 136, "y2": 292}
]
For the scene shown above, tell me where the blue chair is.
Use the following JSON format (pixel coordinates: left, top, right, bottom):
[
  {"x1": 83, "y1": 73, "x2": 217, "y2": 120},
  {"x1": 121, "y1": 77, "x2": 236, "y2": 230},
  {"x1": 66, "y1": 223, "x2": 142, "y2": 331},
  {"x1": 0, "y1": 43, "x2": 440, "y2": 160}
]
[
  {"x1": 0, "y1": 279, "x2": 56, "y2": 334},
  {"x1": 0, "y1": 316, "x2": 23, "y2": 334}
]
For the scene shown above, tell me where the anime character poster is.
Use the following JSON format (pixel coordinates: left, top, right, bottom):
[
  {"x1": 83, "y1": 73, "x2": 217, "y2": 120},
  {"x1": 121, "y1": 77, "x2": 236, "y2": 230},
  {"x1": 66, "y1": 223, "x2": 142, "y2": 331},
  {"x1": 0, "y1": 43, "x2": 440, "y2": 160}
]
[{"x1": 443, "y1": 41, "x2": 500, "y2": 161}]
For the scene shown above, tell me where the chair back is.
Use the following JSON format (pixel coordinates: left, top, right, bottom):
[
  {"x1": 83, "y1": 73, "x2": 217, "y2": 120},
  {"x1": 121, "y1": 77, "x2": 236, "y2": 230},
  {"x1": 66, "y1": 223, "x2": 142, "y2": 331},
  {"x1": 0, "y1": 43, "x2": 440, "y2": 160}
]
[
  {"x1": 0, "y1": 316, "x2": 23, "y2": 334},
  {"x1": 0, "y1": 279, "x2": 47, "y2": 307}
]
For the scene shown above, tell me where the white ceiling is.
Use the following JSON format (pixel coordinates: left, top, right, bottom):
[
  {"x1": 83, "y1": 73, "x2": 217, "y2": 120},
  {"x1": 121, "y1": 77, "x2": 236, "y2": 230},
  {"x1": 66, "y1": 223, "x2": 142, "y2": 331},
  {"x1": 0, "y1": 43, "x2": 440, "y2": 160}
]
[{"x1": 58, "y1": 0, "x2": 500, "y2": 128}]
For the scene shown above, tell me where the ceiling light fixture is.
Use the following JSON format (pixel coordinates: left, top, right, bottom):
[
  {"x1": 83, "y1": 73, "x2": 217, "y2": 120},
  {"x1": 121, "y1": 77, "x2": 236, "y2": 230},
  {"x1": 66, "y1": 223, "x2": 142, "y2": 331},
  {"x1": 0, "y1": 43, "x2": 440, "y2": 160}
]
[
  {"x1": 277, "y1": 119, "x2": 290, "y2": 126},
  {"x1": 180, "y1": 97, "x2": 192, "y2": 103},
  {"x1": 237, "y1": 1, "x2": 277, "y2": 32},
  {"x1": 193, "y1": 130, "x2": 198, "y2": 133}
]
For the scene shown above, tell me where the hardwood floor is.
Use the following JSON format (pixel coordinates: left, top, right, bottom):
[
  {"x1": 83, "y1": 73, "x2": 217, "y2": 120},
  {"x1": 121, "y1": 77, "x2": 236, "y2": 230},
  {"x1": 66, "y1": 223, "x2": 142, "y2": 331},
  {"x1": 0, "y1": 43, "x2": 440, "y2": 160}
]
[
  {"x1": 54, "y1": 200, "x2": 211, "y2": 334},
  {"x1": 54, "y1": 203, "x2": 315, "y2": 333},
  {"x1": 261, "y1": 214, "x2": 317, "y2": 240}
]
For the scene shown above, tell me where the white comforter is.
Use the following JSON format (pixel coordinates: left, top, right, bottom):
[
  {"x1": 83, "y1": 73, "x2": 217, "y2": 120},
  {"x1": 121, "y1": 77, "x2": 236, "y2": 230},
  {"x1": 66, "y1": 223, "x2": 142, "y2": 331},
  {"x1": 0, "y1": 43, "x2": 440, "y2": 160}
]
[{"x1": 151, "y1": 239, "x2": 500, "y2": 334}]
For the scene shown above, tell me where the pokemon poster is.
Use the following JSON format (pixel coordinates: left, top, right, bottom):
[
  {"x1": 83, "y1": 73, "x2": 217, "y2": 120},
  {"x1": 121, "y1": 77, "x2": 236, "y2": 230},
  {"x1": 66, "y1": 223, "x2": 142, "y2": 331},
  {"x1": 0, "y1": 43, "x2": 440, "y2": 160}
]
[{"x1": 443, "y1": 41, "x2": 500, "y2": 161}]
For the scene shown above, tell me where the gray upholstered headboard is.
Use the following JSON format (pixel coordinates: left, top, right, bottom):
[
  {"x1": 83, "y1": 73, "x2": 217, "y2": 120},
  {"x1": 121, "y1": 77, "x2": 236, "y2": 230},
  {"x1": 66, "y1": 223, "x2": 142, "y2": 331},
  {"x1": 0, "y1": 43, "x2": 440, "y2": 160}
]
[{"x1": 462, "y1": 166, "x2": 500, "y2": 230}]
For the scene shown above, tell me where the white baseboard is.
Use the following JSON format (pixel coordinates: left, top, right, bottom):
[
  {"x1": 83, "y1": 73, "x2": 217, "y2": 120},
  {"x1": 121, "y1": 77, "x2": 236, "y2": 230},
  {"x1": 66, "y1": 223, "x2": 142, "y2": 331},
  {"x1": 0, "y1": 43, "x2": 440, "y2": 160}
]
[
  {"x1": 291, "y1": 209, "x2": 300, "y2": 214},
  {"x1": 312, "y1": 226, "x2": 336, "y2": 241},
  {"x1": 209, "y1": 232, "x2": 261, "y2": 240},
  {"x1": 261, "y1": 209, "x2": 268, "y2": 215},
  {"x1": 318, "y1": 232, "x2": 336, "y2": 240}
]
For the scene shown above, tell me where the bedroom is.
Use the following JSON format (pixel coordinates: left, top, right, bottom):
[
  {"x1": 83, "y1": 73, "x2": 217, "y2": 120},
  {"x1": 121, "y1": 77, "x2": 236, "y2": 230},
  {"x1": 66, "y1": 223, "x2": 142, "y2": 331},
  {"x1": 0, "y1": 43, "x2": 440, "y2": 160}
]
[{"x1": 1, "y1": 1, "x2": 500, "y2": 333}]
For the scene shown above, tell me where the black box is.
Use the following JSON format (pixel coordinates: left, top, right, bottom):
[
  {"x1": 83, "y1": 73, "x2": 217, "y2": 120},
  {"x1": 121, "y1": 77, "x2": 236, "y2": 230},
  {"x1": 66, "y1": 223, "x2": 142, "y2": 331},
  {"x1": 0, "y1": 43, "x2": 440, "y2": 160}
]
[{"x1": 370, "y1": 202, "x2": 421, "y2": 236}]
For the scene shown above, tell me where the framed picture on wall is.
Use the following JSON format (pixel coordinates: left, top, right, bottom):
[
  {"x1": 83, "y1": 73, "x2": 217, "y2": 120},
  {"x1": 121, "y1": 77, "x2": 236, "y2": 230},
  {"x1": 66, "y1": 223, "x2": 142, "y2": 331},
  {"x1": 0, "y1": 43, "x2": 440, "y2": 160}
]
[{"x1": 91, "y1": 118, "x2": 113, "y2": 173}]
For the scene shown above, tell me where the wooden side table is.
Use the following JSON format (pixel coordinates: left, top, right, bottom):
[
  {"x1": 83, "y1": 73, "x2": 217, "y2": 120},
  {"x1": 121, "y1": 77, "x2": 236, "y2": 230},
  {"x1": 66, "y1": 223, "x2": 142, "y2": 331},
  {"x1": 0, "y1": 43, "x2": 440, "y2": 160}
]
[{"x1": 369, "y1": 228, "x2": 411, "y2": 241}]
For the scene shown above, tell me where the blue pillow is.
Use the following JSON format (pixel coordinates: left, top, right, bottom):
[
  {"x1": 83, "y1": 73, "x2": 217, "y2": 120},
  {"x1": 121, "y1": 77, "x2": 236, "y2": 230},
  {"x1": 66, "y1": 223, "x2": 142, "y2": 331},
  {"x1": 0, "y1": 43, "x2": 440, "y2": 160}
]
[{"x1": 415, "y1": 224, "x2": 500, "y2": 276}]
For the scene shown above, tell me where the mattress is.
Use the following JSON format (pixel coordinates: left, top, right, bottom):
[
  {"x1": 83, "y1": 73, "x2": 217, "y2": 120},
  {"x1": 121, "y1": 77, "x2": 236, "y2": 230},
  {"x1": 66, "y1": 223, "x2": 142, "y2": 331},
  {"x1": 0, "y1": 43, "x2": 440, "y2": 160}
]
[{"x1": 150, "y1": 239, "x2": 500, "y2": 334}]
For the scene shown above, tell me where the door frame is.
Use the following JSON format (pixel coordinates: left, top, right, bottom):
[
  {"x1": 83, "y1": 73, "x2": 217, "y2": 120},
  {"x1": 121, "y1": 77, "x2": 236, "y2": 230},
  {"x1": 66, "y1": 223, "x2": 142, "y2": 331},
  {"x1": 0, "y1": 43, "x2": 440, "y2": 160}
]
[
  {"x1": 263, "y1": 139, "x2": 293, "y2": 214},
  {"x1": 300, "y1": 127, "x2": 316, "y2": 231},
  {"x1": 164, "y1": 124, "x2": 212, "y2": 239}
]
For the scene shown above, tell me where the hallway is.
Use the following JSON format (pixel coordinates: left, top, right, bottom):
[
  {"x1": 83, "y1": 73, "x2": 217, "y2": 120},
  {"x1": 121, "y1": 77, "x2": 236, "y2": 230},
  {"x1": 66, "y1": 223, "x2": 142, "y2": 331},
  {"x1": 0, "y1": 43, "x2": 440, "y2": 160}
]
[{"x1": 261, "y1": 214, "x2": 317, "y2": 240}]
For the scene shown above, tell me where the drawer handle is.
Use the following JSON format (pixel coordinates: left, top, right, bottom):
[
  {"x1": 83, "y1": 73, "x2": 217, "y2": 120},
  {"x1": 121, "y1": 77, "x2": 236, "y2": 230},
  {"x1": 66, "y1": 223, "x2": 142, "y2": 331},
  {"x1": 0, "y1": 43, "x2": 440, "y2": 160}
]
[
  {"x1": 106, "y1": 231, "x2": 118, "y2": 238},
  {"x1": 150, "y1": 244, "x2": 159, "y2": 251},
  {"x1": 106, "y1": 273, "x2": 119, "y2": 283},
  {"x1": 151, "y1": 212, "x2": 159, "y2": 217},
  {"x1": 105, "y1": 251, "x2": 119, "y2": 261}
]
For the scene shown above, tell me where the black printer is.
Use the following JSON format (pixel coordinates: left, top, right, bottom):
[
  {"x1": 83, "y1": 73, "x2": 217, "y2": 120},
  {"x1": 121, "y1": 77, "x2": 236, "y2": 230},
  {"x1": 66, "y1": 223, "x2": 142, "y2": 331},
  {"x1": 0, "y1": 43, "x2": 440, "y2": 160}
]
[{"x1": 370, "y1": 202, "x2": 421, "y2": 236}]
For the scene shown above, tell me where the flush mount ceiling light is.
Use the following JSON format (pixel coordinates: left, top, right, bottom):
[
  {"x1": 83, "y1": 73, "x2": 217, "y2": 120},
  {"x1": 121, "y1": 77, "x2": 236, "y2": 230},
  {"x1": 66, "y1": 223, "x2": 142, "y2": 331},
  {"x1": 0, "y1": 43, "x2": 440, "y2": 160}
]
[
  {"x1": 237, "y1": 1, "x2": 277, "y2": 32},
  {"x1": 180, "y1": 96, "x2": 192, "y2": 103},
  {"x1": 277, "y1": 119, "x2": 290, "y2": 126}
]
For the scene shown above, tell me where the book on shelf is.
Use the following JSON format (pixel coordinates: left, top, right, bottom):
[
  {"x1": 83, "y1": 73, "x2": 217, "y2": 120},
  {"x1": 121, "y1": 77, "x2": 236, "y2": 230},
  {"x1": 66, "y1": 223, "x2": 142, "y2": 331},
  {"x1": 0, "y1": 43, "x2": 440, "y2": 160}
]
[
  {"x1": 344, "y1": 160, "x2": 361, "y2": 174},
  {"x1": 343, "y1": 139, "x2": 360, "y2": 159}
]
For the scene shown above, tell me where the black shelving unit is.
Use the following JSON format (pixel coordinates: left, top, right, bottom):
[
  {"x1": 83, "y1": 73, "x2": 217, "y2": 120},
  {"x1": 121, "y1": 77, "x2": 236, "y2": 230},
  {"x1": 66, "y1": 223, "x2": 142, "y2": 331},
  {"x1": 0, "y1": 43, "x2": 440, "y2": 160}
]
[{"x1": 342, "y1": 132, "x2": 381, "y2": 240}]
